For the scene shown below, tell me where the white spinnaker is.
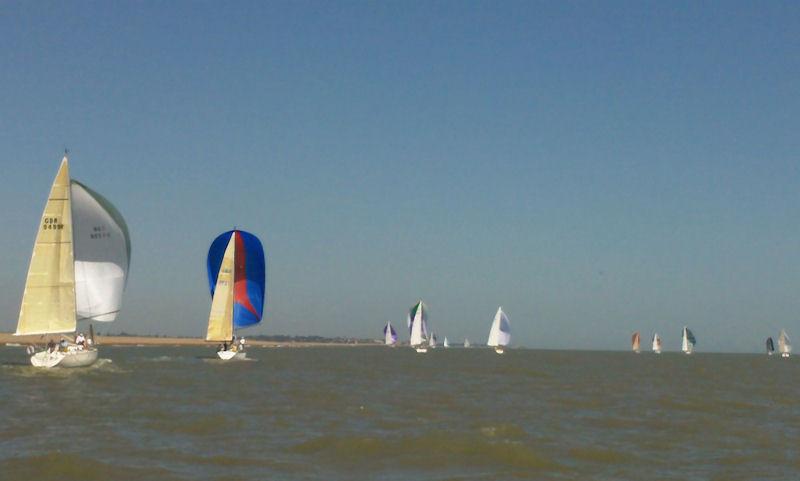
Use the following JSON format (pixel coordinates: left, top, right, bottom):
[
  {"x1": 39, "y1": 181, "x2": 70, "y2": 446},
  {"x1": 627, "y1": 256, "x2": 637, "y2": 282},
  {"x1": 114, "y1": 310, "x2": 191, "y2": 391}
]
[
  {"x1": 487, "y1": 307, "x2": 511, "y2": 347},
  {"x1": 652, "y1": 333, "x2": 661, "y2": 351},
  {"x1": 410, "y1": 304, "x2": 425, "y2": 346},
  {"x1": 71, "y1": 180, "x2": 131, "y2": 322}
]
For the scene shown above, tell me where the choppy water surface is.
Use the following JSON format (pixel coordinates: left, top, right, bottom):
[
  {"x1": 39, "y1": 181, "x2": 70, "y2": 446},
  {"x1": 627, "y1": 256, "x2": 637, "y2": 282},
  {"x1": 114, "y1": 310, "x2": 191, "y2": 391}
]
[{"x1": 1, "y1": 346, "x2": 798, "y2": 480}]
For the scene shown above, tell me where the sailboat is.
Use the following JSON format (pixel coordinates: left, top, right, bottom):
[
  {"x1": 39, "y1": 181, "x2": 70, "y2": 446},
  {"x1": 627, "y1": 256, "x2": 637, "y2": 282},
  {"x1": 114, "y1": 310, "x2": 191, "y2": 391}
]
[
  {"x1": 464, "y1": 338, "x2": 471, "y2": 348},
  {"x1": 206, "y1": 230, "x2": 265, "y2": 360},
  {"x1": 681, "y1": 326, "x2": 696, "y2": 355},
  {"x1": 652, "y1": 333, "x2": 662, "y2": 354},
  {"x1": 443, "y1": 336, "x2": 449, "y2": 348},
  {"x1": 408, "y1": 300, "x2": 429, "y2": 353},
  {"x1": 487, "y1": 307, "x2": 511, "y2": 354},
  {"x1": 631, "y1": 331, "x2": 641, "y2": 353},
  {"x1": 383, "y1": 321, "x2": 397, "y2": 346},
  {"x1": 778, "y1": 329, "x2": 791, "y2": 358},
  {"x1": 430, "y1": 333, "x2": 438, "y2": 349},
  {"x1": 766, "y1": 337, "x2": 775, "y2": 356},
  {"x1": 15, "y1": 154, "x2": 131, "y2": 368}
]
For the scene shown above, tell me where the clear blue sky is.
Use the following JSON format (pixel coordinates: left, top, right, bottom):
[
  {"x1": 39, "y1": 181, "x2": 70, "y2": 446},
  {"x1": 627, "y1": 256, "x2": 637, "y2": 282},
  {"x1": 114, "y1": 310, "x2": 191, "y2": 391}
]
[{"x1": 1, "y1": 1, "x2": 799, "y2": 351}]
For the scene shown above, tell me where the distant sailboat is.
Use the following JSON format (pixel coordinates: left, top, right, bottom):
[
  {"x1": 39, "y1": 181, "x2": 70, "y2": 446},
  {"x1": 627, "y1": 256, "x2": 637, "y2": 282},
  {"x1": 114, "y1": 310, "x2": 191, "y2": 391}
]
[
  {"x1": 464, "y1": 338, "x2": 471, "y2": 348},
  {"x1": 631, "y1": 331, "x2": 641, "y2": 353},
  {"x1": 487, "y1": 307, "x2": 511, "y2": 354},
  {"x1": 652, "y1": 333, "x2": 662, "y2": 354},
  {"x1": 430, "y1": 333, "x2": 438, "y2": 349},
  {"x1": 766, "y1": 337, "x2": 775, "y2": 356},
  {"x1": 408, "y1": 300, "x2": 429, "y2": 353},
  {"x1": 384, "y1": 321, "x2": 397, "y2": 346},
  {"x1": 778, "y1": 330, "x2": 791, "y2": 358},
  {"x1": 443, "y1": 336, "x2": 449, "y2": 348},
  {"x1": 681, "y1": 326, "x2": 695, "y2": 355},
  {"x1": 16, "y1": 154, "x2": 131, "y2": 368},
  {"x1": 206, "y1": 230, "x2": 265, "y2": 360}
]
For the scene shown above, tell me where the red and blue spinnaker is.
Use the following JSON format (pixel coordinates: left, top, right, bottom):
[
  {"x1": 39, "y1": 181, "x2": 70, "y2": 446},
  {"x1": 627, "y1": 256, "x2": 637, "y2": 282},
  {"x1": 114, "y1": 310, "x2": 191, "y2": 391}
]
[{"x1": 207, "y1": 230, "x2": 265, "y2": 329}]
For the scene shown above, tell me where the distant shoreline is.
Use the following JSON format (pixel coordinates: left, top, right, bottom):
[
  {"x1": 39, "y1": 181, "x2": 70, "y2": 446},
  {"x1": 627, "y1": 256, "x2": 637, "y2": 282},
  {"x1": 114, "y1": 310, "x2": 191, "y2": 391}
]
[{"x1": 0, "y1": 333, "x2": 379, "y2": 348}]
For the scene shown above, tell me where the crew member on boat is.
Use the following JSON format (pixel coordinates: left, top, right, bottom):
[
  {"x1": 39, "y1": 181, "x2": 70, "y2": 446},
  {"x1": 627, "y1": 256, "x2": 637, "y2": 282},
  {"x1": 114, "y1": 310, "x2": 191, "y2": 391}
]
[
  {"x1": 75, "y1": 332, "x2": 85, "y2": 349},
  {"x1": 239, "y1": 337, "x2": 246, "y2": 351}
]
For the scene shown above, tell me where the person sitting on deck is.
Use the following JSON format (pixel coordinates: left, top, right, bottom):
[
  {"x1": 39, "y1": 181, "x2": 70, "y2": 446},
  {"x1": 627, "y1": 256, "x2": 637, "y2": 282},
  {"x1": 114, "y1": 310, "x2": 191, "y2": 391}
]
[
  {"x1": 239, "y1": 337, "x2": 246, "y2": 352},
  {"x1": 47, "y1": 340, "x2": 56, "y2": 353},
  {"x1": 59, "y1": 339, "x2": 68, "y2": 352},
  {"x1": 75, "y1": 333, "x2": 85, "y2": 349}
]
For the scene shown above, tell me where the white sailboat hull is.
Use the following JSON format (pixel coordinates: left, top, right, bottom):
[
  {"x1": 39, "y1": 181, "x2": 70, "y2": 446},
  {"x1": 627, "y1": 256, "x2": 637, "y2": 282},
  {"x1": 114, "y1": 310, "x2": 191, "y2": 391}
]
[
  {"x1": 414, "y1": 347, "x2": 427, "y2": 353},
  {"x1": 31, "y1": 348, "x2": 98, "y2": 368},
  {"x1": 781, "y1": 352, "x2": 790, "y2": 358},
  {"x1": 494, "y1": 347, "x2": 504, "y2": 354},
  {"x1": 217, "y1": 350, "x2": 247, "y2": 361}
]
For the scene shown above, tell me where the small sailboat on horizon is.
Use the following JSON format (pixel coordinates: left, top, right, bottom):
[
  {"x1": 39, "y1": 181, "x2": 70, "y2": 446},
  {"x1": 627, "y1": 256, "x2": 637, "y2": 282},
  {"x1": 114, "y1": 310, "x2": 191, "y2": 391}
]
[
  {"x1": 384, "y1": 321, "x2": 398, "y2": 346},
  {"x1": 429, "y1": 332, "x2": 438, "y2": 349},
  {"x1": 487, "y1": 307, "x2": 511, "y2": 354},
  {"x1": 464, "y1": 338, "x2": 471, "y2": 348},
  {"x1": 408, "y1": 300, "x2": 429, "y2": 353},
  {"x1": 205, "y1": 229, "x2": 265, "y2": 361},
  {"x1": 631, "y1": 331, "x2": 641, "y2": 354},
  {"x1": 766, "y1": 336, "x2": 775, "y2": 356},
  {"x1": 443, "y1": 336, "x2": 449, "y2": 348},
  {"x1": 681, "y1": 326, "x2": 696, "y2": 355},
  {"x1": 652, "y1": 333, "x2": 662, "y2": 354},
  {"x1": 15, "y1": 154, "x2": 131, "y2": 368},
  {"x1": 778, "y1": 329, "x2": 791, "y2": 358}
]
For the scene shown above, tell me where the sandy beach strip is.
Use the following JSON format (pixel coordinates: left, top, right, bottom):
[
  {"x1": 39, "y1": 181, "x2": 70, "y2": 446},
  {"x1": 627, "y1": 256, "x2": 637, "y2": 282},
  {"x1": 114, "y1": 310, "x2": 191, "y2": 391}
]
[{"x1": 0, "y1": 332, "x2": 378, "y2": 348}]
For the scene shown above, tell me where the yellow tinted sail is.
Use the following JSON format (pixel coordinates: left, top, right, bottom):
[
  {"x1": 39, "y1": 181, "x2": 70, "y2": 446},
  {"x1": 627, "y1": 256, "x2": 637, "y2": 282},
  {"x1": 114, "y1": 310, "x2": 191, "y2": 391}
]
[
  {"x1": 206, "y1": 234, "x2": 235, "y2": 342},
  {"x1": 16, "y1": 157, "x2": 77, "y2": 335}
]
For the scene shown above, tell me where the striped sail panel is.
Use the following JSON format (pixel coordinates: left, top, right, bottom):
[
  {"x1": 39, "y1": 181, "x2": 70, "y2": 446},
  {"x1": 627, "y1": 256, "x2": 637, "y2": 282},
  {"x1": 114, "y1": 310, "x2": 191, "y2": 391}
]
[
  {"x1": 206, "y1": 234, "x2": 235, "y2": 342},
  {"x1": 208, "y1": 230, "x2": 265, "y2": 331},
  {"x1": 16, "y1": 158, "x2": 77, "y2": 335},
  {"x1": 71, "y1": 180, "x2": 131, "y2": 321}
]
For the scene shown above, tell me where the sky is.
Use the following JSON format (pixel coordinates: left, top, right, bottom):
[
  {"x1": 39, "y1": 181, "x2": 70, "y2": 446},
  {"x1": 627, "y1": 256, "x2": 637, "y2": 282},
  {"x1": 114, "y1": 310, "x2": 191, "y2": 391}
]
[{"x1": 1, "y1": 1, "x2": 799, "y2": 352}]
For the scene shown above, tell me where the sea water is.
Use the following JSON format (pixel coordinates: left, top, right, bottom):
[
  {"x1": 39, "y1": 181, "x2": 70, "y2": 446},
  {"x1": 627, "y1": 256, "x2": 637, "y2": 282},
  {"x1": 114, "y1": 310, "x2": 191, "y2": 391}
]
[{"x1": 1, "y1": 346, "x2": 797, "y2": 480}]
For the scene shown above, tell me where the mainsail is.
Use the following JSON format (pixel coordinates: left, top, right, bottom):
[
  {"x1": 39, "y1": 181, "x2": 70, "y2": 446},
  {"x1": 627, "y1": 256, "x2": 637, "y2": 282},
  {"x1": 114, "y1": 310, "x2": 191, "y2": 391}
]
[
  {"x1": 16, "y1": 159, "x2": 76, "y2": 335},
  {"x1": 682, "y1": 326, "x2": 696, "y2": 353},
  {"x1": 652, "y1": 333, "x2": 661, "y2": 352},
  {"x1": 487, "y1": 307, "x2": 511, "y2": 347},
  {"x1": 384, "y1": 321, "x2": 397, "y2": 345},
  {"x1": 206, "y1": 234, "x2": 236, "y2": 342},
  {"x1": 464, "y1": 338, "x2": 471, "y2": 348},
  {"x1": 778, "y1": 330, "x2": 791, "y2": 355},
  {"x1": 443, "y1": 336, "x2": 449, "y2": 348},
  {"x1": 631, "y1": 331, "x2": 641, "y2": 352},
  {"x1": 766, "y1": 336, "x2": 775, "y2": 355},
  {"x1": 409, "y1": 301, "x2": 427, "y2": 347},
  {"x1": 206, "y1": 230, "x2": 266, "y2": 341},
  {"x1": 430, "y1": 333, "x2": 438, "y2": 348}
]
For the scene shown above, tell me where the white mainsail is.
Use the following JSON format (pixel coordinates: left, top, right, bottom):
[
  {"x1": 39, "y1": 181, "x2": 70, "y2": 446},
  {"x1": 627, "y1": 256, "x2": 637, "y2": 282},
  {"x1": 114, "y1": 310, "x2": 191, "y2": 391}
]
[
  {"x1": 681, "y1": 326, "x2": 695, "y2": 354},
  {"x1": 487, "y1": 307, "x2": 511, "y2": 347},
  {"x1": 778, "y1": 329, "x2": 792, "y2": 357},
  {"x1": 16, "y1": 158, "x2": 76, "y2": 335},
  {"x1": 631, "y1": 331, "x2": 641, "y2": 353},
  {"x1": 652, "y1": 333, "x2": 662, "y2": 353},
  {"x1": 464, "y1": 338, "x2": 471, "y2": 348},
  {"x1": 384, "y1": 321, "x2": 396, "y2": 345},
  {"x1": 71, "y1": 180, "x2": 131, "y2": 322},
  {"x1": 409, "y1": 301, "x2": 426, "y2": 347},
  {"x1": 443, "y1": 336, "x2": 449, "y2": 348},
  {"x1": 206, "y1": 234, "x2": 235, "y2": 342}
]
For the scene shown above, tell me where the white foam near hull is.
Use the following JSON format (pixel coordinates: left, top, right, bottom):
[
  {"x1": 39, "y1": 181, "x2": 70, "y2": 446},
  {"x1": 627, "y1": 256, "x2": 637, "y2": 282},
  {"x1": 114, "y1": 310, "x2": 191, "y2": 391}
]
[
  {"x1": 217, "y1": 350, "x2": 247, "y2": 361},
  {"x1": 30, "y1": 348, "x2": 98, "y2": 368}
]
